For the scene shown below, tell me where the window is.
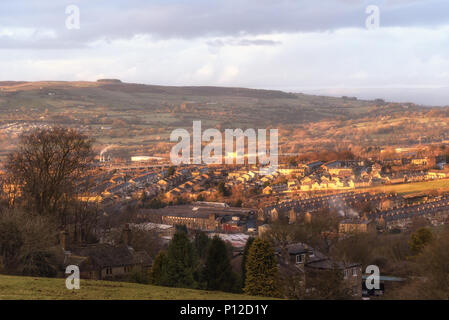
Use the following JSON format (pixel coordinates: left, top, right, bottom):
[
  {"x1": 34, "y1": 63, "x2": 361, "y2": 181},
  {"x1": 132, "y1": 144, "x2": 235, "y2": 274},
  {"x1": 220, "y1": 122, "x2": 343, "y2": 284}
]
[
  {"x1": 295, "y1": 254, "x2": 305, "y2": 264},
  {"x1": 352, "y1": 267, "x2": 358, "y2": 276},
  {"x1": 343, "y1": 270, "x2": 349, "y2": 279},
  {"x1": 106, "y1": 267, "x2": 112, "y2": 275}
]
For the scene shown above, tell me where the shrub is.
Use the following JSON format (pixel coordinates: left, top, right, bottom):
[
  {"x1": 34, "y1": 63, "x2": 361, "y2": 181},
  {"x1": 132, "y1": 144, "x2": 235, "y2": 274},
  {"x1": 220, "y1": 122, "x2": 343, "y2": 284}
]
[{"x1": 20, "y1": 250, "x2": 57, "y2": 277}]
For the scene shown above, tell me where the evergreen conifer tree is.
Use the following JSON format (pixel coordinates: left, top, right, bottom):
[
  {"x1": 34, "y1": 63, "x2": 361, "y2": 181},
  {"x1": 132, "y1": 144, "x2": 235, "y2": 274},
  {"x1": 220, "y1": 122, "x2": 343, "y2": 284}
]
[
  {"x1": 203, "y1": 236, "x2": 239, "y2": 292},
  {"x1": 244, "y1": 238, "x2": 280, "y2": 297},
  {"x1": 165, "y1": 231, "x2": 198, "y2": 288},
  {"x1": 149, "y1": 251, "x2": 169, "y2": 285},
  {"x1": 241, "y1": 236, "x2": 255, "y2": 287}
]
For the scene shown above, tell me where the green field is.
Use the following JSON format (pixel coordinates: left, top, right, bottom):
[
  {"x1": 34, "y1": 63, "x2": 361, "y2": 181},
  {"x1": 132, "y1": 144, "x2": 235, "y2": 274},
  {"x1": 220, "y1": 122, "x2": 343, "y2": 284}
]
[
  {"x1": 0, "y1": 275, "x2": 269, "y2": 300},
  {"x1": 359, "y1": 179, "x2": 449, "y2": 195}
]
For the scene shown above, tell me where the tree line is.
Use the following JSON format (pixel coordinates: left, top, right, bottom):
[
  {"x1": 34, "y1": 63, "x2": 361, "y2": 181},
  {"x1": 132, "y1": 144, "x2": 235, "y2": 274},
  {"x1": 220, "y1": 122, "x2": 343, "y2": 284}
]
[{"x1": 149, "y1": 229, "x2": 282, "y2": 297}]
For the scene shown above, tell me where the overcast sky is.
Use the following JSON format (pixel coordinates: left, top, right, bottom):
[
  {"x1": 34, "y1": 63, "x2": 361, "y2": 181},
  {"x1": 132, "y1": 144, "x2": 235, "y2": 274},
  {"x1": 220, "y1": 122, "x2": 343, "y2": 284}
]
[{"x1": 1, "y1": 0, "x2": 449, "y2": 105}]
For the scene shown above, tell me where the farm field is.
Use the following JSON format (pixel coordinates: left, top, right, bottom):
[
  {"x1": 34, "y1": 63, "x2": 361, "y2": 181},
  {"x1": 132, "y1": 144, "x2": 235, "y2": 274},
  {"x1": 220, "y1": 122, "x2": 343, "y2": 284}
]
[{"x1": 358, "y1": 179, "x2": 449, "y2": 195}]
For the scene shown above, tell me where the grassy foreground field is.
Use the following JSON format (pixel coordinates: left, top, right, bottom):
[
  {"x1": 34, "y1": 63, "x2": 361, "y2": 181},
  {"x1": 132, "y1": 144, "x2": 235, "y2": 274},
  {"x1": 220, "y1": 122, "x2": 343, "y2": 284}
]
[{"x1": 0, "y1": 275, "x2": 269, "y2": 300}]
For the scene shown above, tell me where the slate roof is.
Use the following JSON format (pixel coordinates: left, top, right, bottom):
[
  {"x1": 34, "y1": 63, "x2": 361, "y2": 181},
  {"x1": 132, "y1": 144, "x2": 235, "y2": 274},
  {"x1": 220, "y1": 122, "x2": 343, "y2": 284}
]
[
  {"x1": 69, "y1": 244, "x2": 152, "y2": 269},
  {"x1": 275, "y1": 242, "x2": 360, "y2": 271}
]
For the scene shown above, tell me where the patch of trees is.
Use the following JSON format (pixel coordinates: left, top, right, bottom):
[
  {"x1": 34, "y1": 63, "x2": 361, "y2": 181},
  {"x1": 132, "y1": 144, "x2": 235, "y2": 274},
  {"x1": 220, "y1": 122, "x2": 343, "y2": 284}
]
[
  {"x1": 385, "y1": 226, "x2": 449, "y2": 299},
  {"x1": 409, "y1": 227, "x2": 434, "y2": 255},
  {"x1": 150, "y1": 230, "x2": 241, "y2": 293},
  {"x1": 217, "y1": 182, "x2": 231, "y2": 197},
  {"x1": 0, "y1": 209, "x2": 59, "y2": 276},
  {"x1": 0, "y1": 127, "x2": 101, "y2": 275},
  {"x1": 141, "y1": 196, "x2": 167, "y2": 209}
]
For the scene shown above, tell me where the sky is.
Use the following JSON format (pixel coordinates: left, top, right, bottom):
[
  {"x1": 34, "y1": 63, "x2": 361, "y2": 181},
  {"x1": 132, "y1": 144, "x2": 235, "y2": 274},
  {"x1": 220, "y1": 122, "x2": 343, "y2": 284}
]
[{"x1": 1, "y1": 0, "x2": 449, "y2": 105}]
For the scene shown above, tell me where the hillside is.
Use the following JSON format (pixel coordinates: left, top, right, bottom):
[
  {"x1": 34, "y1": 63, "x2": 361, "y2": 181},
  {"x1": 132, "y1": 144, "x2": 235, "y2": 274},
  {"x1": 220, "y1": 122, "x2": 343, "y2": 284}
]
[
  {"x1": 0, "y1": 275, "x2": 268, "y2": 300},
  {"x1": 0, "y1": 80, "x2": 297, "y2": 99},
  {"x1": 0, "y1": 80, "x2": 448, "y2": 161}
]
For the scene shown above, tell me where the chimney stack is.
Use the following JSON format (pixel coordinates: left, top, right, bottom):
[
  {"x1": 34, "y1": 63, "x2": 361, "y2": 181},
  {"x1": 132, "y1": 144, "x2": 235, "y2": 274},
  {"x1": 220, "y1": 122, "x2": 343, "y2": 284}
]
[
  {"x1": 289, "y1": 209, "x2": 296, "y2": 224},
  {"x1": 305, "y1": 212, "x2": 312, "y2": 224},
  {"x1": 123, "y1": 224, "x2": 132, "y2": 246},
  {"x1": 60, "y1": 230, "x2": 69, "y2": 251}
]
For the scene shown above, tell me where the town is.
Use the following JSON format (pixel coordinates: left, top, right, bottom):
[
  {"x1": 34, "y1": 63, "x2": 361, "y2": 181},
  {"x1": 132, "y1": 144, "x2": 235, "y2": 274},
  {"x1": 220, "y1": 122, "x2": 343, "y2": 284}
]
[
  {"x1": 2, "y1": 128, "x2": 448, "y2": 299},
  {"x1": 2, "y1": 0, "x2": 449, "y2": 314}
]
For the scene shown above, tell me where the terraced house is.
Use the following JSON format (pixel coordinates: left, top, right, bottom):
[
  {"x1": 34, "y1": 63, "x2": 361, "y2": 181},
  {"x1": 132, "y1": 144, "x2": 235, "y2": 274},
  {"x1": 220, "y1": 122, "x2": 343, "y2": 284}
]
[{"x1": 276, "y1": 243, "x2": 362, "y2": 298}]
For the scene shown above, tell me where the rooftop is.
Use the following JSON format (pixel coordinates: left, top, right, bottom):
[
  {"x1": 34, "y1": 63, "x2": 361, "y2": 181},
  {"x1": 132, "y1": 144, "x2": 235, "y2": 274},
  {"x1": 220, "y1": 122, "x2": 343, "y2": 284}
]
[{"x1": 142, "y1": 204, "x2": 256, "y2": 219}]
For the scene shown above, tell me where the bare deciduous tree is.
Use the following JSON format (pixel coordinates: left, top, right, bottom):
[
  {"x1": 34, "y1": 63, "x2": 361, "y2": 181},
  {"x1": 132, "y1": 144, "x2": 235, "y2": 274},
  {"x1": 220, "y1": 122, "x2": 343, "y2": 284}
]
[{"x1": 5, "y1": 127, "x2": 93, "y2": 224}]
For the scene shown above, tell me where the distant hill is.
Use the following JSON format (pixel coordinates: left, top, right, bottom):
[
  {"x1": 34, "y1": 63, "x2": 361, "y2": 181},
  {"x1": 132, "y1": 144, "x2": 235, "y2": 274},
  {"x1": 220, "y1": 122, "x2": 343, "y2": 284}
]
[
  {"x1": 0, "y1": 274, "x2": 269, "y2": 300},
  {"x1": 0, "y1": 80, "x2": 297, "y2": 99},
  {"x1": 101, "y1": 83, "x2": 298, "y2": 99},
  {"x1": 97, "y1": 79, "x2": 123, "y2": 84},
  {"x1": 0, "y1": 79, "x2": 413, "y2": 126},
  {"x1": 0, "y1": 79, "x2": 446, "y2": 159},
  {"x1": 0, "y1": 81, "x2": 28, "y2": 87}
]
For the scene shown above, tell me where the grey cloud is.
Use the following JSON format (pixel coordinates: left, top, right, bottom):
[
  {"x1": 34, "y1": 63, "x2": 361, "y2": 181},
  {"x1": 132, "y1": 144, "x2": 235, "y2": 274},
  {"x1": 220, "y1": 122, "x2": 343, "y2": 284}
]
[
  {"x1": 0, "y1": 0, "x2": 448, "y2": 49},
  {"x1": 206, "y1": 39, "x2": 282, "y2": 48}
]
